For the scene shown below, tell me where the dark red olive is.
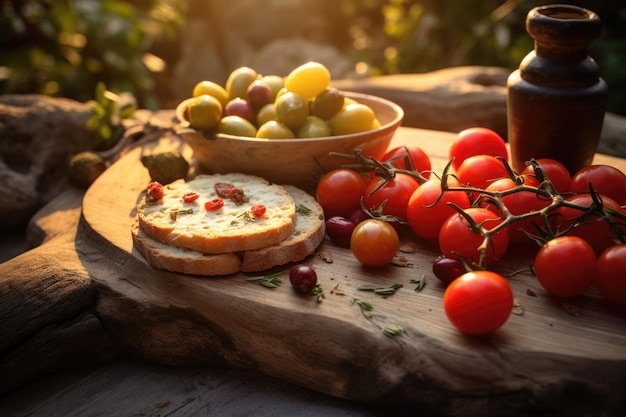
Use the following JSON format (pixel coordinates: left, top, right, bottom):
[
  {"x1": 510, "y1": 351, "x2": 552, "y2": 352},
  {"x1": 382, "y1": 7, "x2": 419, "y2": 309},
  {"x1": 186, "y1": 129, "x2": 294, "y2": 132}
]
[
  {"x1": 325, "y1": 216, "x2": 356, "y2": 247},
  {"x1": 289, "y1": 265, "x2": 318, "y2": 294},
  {"x1": 432, "y1": 255, "x2": 466, "y2": 286}
]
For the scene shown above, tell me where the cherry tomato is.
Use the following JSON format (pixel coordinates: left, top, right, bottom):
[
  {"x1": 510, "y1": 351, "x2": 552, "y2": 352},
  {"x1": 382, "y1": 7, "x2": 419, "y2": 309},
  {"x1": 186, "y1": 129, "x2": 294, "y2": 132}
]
[
  {"x1": 362, "y1": 173, "x2": 420, "y2": 222},
  {"x1": 350, "y1": 219, "x2": 399, "y2": 267},
  {"x1": 484, "y1": 176, "x2": 550, "y2": 245},
  {"x1": 521, "y1": 158, "x2": 571, "y2": 194},
  {"x1": 449, "y1": 127, "x2": 508, "y2": 172},
  {"x1": 406, "y1": 178, "x2": 471, "y2": 242},
  {"x1": 182, "y1": 192, "x2": 200, "y2": 202},
  {"x1": 147, "y1": 181, "x2": 164, "y2": 200},
  {"x1": 205, "y1": 198, "x2": 224, "y2": 211},
  {"x1": 290, "y1": 265, "x2": 318, "y2": 294},
  {"x1": 456, "y1": 154, "x2": 510, "y2": 191},
  {"x1": 325, "y1": 216, "x2": 356, "y2": 247},
  {"x1": 316, "y1": 168, "x2": 367, "y2": 217},
  {"x1": 250, "y1": 203, "x2": 266, "y2": 218},
  {"x1": 439, "y1": 208, "x2": 510, "y2": 268},
  {"x1": 381, "y1": 146, "x2": 431, "y2": 179},
  {"x1": 570, "y1": 164, "x2": 626, "y2": 205},
  {"x1": 595, "y1": 244, "x2": 626, "y2": 307},
  {"x1": 443, "y1": 270, "x2": 513, "y2": 336},
  {"x1": 534, "y1": 236, "x2": 596, "y2": 298},
  {"x1": 432, "y1": 255, "x2": 466, "y2": 286},
  {"x1": 551, "y1": 194, "x2": 625, "y2": 256}
]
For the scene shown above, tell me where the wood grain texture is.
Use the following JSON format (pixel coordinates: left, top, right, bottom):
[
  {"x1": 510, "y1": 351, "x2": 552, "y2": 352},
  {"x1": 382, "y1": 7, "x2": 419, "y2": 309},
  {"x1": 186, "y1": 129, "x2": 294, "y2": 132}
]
[{"x1": 74, "y1": 127, "x2": 626, "y2": 415}]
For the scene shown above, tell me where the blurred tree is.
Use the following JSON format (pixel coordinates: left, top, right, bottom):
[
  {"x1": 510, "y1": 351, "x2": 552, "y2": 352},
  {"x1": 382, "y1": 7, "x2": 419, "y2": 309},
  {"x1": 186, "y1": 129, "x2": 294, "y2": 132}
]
[
  {"x1": 342, "y1": 0, "x2": 626, "y2": 116},
  {"x1": 0, "y1": 0, "x2": 186, "y2": 109}
]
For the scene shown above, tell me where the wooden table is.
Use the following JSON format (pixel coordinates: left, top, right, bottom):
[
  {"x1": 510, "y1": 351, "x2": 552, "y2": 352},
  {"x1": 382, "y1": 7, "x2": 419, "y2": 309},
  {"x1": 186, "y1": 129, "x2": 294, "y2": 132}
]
[{"x1": 1, "y1": 126, "x2": 626, "y2": 417}]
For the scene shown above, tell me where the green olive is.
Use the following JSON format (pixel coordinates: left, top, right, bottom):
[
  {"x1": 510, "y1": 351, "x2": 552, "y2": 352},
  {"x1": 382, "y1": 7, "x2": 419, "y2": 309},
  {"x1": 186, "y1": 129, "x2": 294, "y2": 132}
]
[
  {"x1": 297, "y1": 116, "x2": 331, "y2": 138},
  {"x1": 187, "y1": 94, "x2": 223, "y2": 131},
  {"x1": 217, "y1": 115, "x2": 257, "y2": 137},
  {"x1": 225, "y1": 66, "x2": 258, "y2": 100},
  {"x1": 274, "y1": 91, "x2": 309, "y2": 130},
  {"x1": 256, "y1": 121, "x2": 295, "y2": 139}
]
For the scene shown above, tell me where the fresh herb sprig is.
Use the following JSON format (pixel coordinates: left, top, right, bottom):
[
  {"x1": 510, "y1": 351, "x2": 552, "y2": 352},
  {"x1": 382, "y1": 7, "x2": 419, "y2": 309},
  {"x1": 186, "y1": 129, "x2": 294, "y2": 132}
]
[{"x1": 247, "y1": 272, "x2": 282, "y2": 288}]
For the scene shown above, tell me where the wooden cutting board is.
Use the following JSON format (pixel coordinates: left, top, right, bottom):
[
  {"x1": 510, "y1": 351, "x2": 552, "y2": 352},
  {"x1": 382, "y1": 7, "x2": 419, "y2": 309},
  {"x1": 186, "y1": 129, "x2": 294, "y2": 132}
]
[{"x1": 80, "y1": 127, "x2": 626, "y2": 415}]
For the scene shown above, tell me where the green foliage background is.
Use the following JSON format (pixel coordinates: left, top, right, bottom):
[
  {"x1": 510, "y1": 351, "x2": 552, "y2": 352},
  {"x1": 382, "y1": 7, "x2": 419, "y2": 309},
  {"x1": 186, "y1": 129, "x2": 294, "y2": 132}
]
[{"x1": 1, "y1": 0, "x2": 624, "y2": 115}]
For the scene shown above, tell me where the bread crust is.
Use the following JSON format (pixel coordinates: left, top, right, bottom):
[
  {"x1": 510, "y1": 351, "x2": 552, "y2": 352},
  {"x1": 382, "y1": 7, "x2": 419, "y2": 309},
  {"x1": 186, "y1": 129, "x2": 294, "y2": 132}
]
[
  {"x1": 131, "y1": 221, "x2": 242, "y2": 276},
  {"x1": 137, "y1": 173, "x2": 296, "y2": 253},
  {"x1": 240, "y1": 186, "x2": 325, "y2": 272}
]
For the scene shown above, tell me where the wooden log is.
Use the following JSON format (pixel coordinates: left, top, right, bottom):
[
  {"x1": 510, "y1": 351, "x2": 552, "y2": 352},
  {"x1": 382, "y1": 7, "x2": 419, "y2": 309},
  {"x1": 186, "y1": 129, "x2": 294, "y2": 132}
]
[{"x1": 0, "y1": 189, "x2": 118, "y2": 393}]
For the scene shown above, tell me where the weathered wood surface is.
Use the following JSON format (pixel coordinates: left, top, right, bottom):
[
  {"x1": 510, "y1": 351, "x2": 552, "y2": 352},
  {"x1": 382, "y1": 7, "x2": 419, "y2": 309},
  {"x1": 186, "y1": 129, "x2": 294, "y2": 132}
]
[
  {"x1": 2, "y1": 127, "x2": 626, "y2": 416},
  {"x1": 0, "y1": 359, "x2": 384, "y2": 417}
]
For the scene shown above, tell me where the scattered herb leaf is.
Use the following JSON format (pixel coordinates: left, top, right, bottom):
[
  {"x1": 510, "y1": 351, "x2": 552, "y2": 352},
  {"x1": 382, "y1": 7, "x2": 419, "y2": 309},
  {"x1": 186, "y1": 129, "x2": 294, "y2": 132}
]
[
  {"x1": 358, "y1": 283, "x2": 403, "y2": 296},
  {"x1": 247, "y1": 272, "x2": 282, "y2": 288},
  {"x1": 410, "y1": 275, "x2": 426, "y2": 292},
  {"x1": 382, "y1": 325, "x2": 405, "y2": 338},
  {"x1": 296, "y1": 204, "x2": 312, "y2": 215},
  {"x1": 313, "y1": 284, "x2": 325, "y2": 302}
]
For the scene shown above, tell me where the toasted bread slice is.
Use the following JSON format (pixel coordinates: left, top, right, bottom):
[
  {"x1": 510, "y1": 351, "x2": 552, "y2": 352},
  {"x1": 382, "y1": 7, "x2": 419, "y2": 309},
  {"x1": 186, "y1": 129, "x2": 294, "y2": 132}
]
[
  {"x1": 132, "y1": 185, "x2": 324, "y2": 276},
  {"x1": 137, "y1": 173, "x2": 296, "y2": 253},
  {"x1": 240, "y1": 185, "x2": 324, "y2": 272},
  {"x1": 131, "y1": 220, "x2": 242, "y2": 276}
]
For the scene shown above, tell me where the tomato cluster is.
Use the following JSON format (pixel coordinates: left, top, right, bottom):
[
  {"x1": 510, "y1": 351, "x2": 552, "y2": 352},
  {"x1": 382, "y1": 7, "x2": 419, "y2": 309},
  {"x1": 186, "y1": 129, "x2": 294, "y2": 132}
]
[{"x1": 314, "y1": 127, "x2": 626, "y2": 336}]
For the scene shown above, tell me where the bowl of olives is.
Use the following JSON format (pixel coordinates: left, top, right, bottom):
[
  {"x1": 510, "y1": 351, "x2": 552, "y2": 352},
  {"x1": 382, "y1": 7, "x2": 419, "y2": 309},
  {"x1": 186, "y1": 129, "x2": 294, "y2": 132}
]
[{"x1": 175, "y1": 62, "x2": 403, "y2": 189}]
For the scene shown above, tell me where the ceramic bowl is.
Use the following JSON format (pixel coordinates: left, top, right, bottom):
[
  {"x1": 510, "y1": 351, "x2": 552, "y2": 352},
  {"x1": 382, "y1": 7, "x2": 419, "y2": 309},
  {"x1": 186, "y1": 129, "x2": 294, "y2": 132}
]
[{"x1": 175, "y1": 91, "x2": 403, "y2": 189}]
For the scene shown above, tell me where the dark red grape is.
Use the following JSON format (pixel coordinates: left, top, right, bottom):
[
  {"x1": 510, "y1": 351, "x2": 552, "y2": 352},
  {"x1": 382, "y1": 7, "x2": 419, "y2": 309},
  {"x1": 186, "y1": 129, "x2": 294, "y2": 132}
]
[
  {"x1": 432, "y1": 255, "x2": 466, "y2": 286},
  {"x1": 289, "y1": 265, "x2": 318, "y2": 294},
  {"x1": 325, "y1": 216, "x2": 356, "y2": 247}
]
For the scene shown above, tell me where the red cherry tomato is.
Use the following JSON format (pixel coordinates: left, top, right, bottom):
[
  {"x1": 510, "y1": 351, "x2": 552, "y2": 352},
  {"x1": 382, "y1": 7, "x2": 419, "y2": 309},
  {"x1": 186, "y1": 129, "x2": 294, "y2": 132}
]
[
  {"x1": 147, "y1": 181, "x2": 164, "y2": 200},
  {"x1": 381, "y1": 146, "x2": 431, "y2": 179},
  {"x1": 595, "y1": 244, "x2": 626, "y2": 307},
  {"x1": 521, "y1": 158, "x2": 571, "y2": 194},
  {"x1": 250, "y1": 203, "x2": 266, "y2": 218},
  {"x1": 570, "y1": 164, "x2": 626, "y2": 205},
  {"x1": 456, "y1": 154, "x2": 510, "y2": 191},
  {"x1": 534, "y1": 236, "x2": 596, "y2": 298},
  {"x1": 439, "y1": 207, "x2": 510, "y2": 268},
  {"x1": 406, "y1": 178, "x2": 471, "y2": 242},
  {"x1": 182, "y1": 192, "x2": 200, "y2": 202},
  {"x1": 316, "y1": 169, "x2": 367, "y2": 217},
  {"x1": 443, "y1": 270, "x2": 513, "y2": 336},
  {"x1": 350, "y1": 219, "x2": 399, "y2": 267},
  {"x1": 484, "y1": 176, "x2": 550, "y2": 245},
  {"x1": 205, "y1": 198, "x2": 224, "y2": 211},
  {"x1": 362, "y1": 173, "x2": 420, "y2": 222},
  {"x1": 551, "y1": 194, "x2": 625, "y2": 256},
  {"x1": 449, "y1": 127, "x2": 508, "y2": 172}
]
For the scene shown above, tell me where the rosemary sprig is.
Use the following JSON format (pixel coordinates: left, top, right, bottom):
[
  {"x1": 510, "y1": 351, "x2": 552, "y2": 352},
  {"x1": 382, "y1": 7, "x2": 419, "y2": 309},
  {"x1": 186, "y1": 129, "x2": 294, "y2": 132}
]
[
  {"x1": 237, "y1": 211, "x2": 256, "y2": 222},
  {"x1": 351, "y1": 298, "x2": 404, "y2": 339},
  {"x1": 358, "y1": 282, "x2": 403, "y2": 296},
  {"x1": 246, "y1": 272, "x2": 282, "y2": 288},
  {"x1": 382, "y1": 325, "x2": 405, "y2": 338},
  {"x1": 410, "y1": 275, "x2": 426, "y2": 292},
  {"x1": 296, "y1": 204, "x2": 312, "y2": 215},
  {"x1": 351, "y1": 297, "x2": 373, "y2": 312}
]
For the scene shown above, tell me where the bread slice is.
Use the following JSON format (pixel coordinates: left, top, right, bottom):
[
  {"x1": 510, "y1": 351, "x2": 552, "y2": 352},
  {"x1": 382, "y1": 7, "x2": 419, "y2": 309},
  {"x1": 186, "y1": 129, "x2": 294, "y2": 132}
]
[
  {"x1": 240, "y1": 185, "x2": 325, "y2": 272},
  {"x1": 131, "y1": 185, "x2": 325, "y2": 276},
  {"x1": 131, "y1": 220, "x2": 242, "y2": 276},
  {"x1": 137, "y1": 173, "x2": 296, "y2": 254}
]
